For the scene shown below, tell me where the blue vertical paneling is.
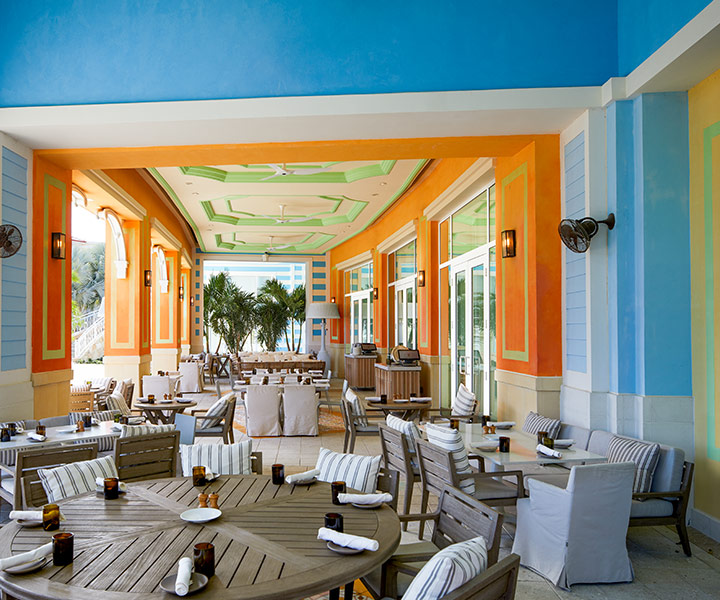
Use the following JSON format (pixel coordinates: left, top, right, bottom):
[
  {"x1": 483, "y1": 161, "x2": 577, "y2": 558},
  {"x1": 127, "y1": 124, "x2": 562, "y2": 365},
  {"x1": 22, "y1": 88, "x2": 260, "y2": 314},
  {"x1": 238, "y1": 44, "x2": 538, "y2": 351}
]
[
  {"x1": 1, "y1": 147, "x2": 28, "y2": 371},
  {"x1": 564, "y1": 133, "x2": 587, "y2": 373}
]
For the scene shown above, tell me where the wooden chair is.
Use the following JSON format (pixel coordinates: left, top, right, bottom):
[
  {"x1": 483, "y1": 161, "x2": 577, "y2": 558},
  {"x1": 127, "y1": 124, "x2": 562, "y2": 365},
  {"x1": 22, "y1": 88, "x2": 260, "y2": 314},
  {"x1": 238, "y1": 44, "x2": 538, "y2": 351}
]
[
  {"x1": 69, "y1": 389, "x2": 94, "y2": 412},
  {"x1": 629, "y1": 460, "x2": 695, "y2": 556},
  {"x1": 376, "y1": 467, "x2": 400, "y2": 512},
  {"x1": 340, "y1": 398, "x2": 379, "y2": 453},
  {"x1": 114, "y1": 430, "x2": 180, "y2": 482},
  {"x1": 362, "y1": 485, "x2": 506, "y2": 599},
  {"x1": 192, "y1": 396, "x2": 237, "y2": 443},
  {"x1": 379, "y1": 423, "x2": 421, "y2": 528},
  {"x1": 19, "y1": 443, "x2": 99, "y2": 509},
  {"x1": 433, "y1": 553, "x2": 520, "y2": 600}
]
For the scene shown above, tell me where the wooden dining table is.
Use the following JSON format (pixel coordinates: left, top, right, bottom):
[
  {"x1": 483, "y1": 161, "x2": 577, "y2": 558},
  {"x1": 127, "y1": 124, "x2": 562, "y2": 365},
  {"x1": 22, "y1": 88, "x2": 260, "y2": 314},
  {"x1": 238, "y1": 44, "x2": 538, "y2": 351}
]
[
  {"x1": 133, "y1": 399, "x2": 197, "y2": 424},
  {"x1": 0, "y1": 475, "x2": 401, "y2": 600},
  {"x1": 364, "y1": 398, "x2": 432, "y2": 421}
]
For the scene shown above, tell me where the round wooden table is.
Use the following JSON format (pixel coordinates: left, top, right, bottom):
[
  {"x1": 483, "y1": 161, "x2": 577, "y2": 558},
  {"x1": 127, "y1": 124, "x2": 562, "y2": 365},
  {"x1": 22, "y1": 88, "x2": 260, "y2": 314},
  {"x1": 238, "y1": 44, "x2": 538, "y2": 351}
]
[
  {"x1": 0, "y1": 475, "x2": 401, "y2": 600},
  {"x1": 364, "y1": 399, "x2": 431, "y2": 420},
  {"x1": 134, "y1": 399, "x2": 197, "y2": 424}
]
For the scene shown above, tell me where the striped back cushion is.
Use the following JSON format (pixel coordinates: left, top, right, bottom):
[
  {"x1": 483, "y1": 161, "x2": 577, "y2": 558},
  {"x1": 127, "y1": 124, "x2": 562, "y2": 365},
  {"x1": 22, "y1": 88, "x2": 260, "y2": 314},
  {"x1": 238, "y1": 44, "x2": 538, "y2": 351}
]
[
  {"x1": 522, "y1": 411, "x2": 561, "y2": 439},
  {"x1": 386, "y1": 414, "x2": 422, "y2": 453},
  {"x1": 424, "y1": 423, "x2": 474, "y2": 494},
  {"x1": 38, "y1": 455, "x2": 118, "y2": 503},
  {"x1": 120, "y1": 424, "x2": 176, "y2": 438},
  {"x1": 451, "y1": 383, "x2": 476, "y2": 417},
  {"x1": 403, "y1": 536, "x2": 488, "y2": 600},
  {"x1": 106, "y1": 392, "x2": 131, "y2": 416},
  {"x1": 606, "y1": 436, "x2": 661, "y2": 493},
  {"x1": 199, "y1": 393, "x2": 233, "y2": 429},
  {"x1": 346, "y1": 389, "x2": 368, "y2": 427},
  {"x1": 70, "y1": 384, "x2": 91, "y2": 393},
  {"x1": 0, "y1": 421, "x2": 26, "y2": 467},
  {"x1": 315, "y1": 448, "x2": 381, "y2": 494},
  {"x1": 179, "y1": 440, "x2": 253, "y2": 476}
]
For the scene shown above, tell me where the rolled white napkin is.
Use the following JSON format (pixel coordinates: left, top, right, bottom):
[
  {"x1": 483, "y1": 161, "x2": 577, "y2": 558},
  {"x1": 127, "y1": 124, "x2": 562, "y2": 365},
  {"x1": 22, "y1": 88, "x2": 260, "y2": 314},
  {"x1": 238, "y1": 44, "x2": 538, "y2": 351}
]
[
  {"x1": 94, "y1": 477, "x2": 128, "y2": 493},
  {"x1": 488, "y1": 421, "x2": 516, "y2": 428},
  {"x1": 411, "y1": 396, "x2": 432, "y2": 402},
  {"x1": 317, "y1": 527, "x2": 379, "y2": 551},
  {"x1": 175, "y1": 557, "x2": 193, "y2": 596},
  {"x1": 337, "y1": 492, "x2": 392, "y2": 505},
  {"x1": 473, "y1": 441, "x2": 499, "y2": 451},
  {"x1": 0, "y1": 542, "x2": 53, "y2": 571},
  {"x1": 9, "y1": 510, "x2": 42, "y2": 523},
  {"x1": 536, "y1": 444, "x2": 563, "y2": 459},
  {"x1": 285, "y1": 469, "x2": 320, "y2": 484},
  {"x1": 27, "y1": 432, "x2": 46, "y2": 442},
  {"x1": 128, "y1": 416, "x2": 145, "y2": 425}
]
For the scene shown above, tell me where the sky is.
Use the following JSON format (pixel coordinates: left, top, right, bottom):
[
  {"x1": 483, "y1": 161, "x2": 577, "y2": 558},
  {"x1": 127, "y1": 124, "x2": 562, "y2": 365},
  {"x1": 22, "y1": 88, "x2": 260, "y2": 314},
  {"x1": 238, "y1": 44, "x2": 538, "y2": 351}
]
[{"x1": 72, "y1": 205, "x2": 106, "y2": 244}]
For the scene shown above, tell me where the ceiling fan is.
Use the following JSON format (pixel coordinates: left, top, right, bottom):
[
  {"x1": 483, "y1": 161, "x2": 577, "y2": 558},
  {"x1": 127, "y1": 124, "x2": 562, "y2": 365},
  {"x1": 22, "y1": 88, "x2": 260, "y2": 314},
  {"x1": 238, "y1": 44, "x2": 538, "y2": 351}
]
[
  {"x1": 259, "y1": 204, "x2": 314, "y2": 224},
  {"x1": 260, "y1": 163, "x2": 330, "y2": 181},
  {"x1": 266, "y1": 235, "x2": 292, "y2": 251}
]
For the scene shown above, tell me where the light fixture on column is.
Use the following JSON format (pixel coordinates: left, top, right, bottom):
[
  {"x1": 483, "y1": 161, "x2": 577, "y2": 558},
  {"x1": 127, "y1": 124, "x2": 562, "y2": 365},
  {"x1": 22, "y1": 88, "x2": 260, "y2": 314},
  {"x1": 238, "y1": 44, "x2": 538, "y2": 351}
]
[
  {"x1": 373, "y1": 287, "x2": 379, "y2": 300},
  {"x1": 190, "y1": 295, "x2": 195, "y2": 306},
  {"x1": 51, "y1": 232, "x2": 66, "y2": 259},
  {"x1": 331, "y1": 296, "x2": 336, "y2": 303},
  {"x1": 179, "y1": 286, "x2": 184, "y2": 301},
  {"x1": 501, "y1": 229, "x2": 516, "y2": 258},
  {"x1": 306, "y1": 301, "x2": 340, "y2": 374},
  {"x1": 417, "y1": 270, "x2": 426, "y2": 287},
  {"x1": 144, "y1": 270, "x2": 152, "y2": 287}
]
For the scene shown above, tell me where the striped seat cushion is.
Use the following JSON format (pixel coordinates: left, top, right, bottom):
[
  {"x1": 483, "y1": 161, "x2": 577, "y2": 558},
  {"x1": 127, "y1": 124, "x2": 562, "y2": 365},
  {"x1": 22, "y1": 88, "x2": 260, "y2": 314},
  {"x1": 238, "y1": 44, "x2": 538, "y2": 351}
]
[
  {"x1": 522, "y1": 411, "x2": 561, "y2": 440},
  {"x1": 68, "y1": 411, "x2": 120, "y2": 451},
  {"x1": 199, "y1": 393, "x2": 233, "y2": 430},
  {"x1": 451, "y1": 383, "x2": 476, "y2": 417},
  {"x1": 179, "y1": 441, "x2": 253, "y2": 476},
  {"x1": 424, "y1": 423, "x2": 474, "y2": 494},
  {"x1": 106, "y1": 392, "x2": 131, "y2": 416},
  {"x1": 403, "y1": 536, "x2": 488, "y2": 600},
  {"x1": 606, "y1": 436, "x2": 661, "y2": 493},
  {"x1": 346, "y1": 389, "x2": 368, "y2": 427},
  {"x1": 119, "y1": 424, "x2": 176, "y2": 438},
  {"x1": 315, "y1": 448, "x2": 381, "y2": 494},
  {"x1": 386, "y1": 414, "x2": 422, "y2": 453},
  {"x1": 70, "y1": 384, "x2": 91, "y2": 393},
  {"x1": 38, "y1": 455, "x2": 118, "y2": 503}
]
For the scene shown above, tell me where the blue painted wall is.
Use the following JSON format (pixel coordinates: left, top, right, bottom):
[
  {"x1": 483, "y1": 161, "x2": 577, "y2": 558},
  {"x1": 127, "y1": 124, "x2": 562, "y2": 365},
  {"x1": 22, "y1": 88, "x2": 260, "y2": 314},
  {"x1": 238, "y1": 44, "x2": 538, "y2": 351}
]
[
  {"x1": 0, "y1": 0, "x2": 619, "y2": 107},
  {"x1": 1, "y1": 147, "x2": 28, "y2": 371},
  {"x1": 564, "y1": 132, "x2": 587, "y2": 374},
  {"x1": 617, "y1": 0, "x2": 712, "y2": 75}
]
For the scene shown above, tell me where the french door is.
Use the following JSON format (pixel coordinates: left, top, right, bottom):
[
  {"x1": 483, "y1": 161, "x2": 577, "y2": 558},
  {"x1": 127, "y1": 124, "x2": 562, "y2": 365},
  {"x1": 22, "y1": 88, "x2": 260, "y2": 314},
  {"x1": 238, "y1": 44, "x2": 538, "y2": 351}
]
[{"x1": 349, "y1": 290, "x2": 373, "y2": 344}]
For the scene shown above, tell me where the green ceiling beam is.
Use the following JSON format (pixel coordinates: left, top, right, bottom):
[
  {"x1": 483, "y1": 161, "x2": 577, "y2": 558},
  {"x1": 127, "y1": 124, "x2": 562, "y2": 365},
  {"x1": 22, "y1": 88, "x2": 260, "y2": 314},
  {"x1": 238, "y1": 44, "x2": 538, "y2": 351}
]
[{"x1": 214, "y1": 232, "x2": 335, "y2": 252}]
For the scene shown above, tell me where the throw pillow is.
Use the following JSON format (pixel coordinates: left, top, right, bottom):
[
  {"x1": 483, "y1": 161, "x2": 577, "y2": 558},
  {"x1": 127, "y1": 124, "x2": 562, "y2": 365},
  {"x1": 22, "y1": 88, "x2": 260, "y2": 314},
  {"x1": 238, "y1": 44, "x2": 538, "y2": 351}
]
[
  {"x1": 70, "y1": 384, "x2": 91, "y2": 393},
  {"x1": 119, "y1": 424, "x2": 176, "y2": 438},
  {"x1": 346, "y1": 389, "x2": 368, "y2": 427},
  {"x1": 38, "y1": 455, "x2": 118, "y2": 503},
  {"x1": 424, "y1": 423, "x2": 474, "y2": 494},
  {"x1": 606, "y1": 435, "x2": 661, "y2": 493},
  {"x1": 180, "y1": 440, "x2": 253, "y2": 476},
  {"x1": 403, "y1": 536, "x2": 488, "y2": 600},
  {"x1": 106, "y1": 391, "x2": 131, "y2": 416},
  {"x1": 199, "y1": 393, "x2": 233, "y2": 430},
  {"x1": 386, "y1": 414, "x2": 422, "y2": 453},
  {"x1": 315, "y1": 447, "x2": 382, "y2": 494},
  {"x1": 522, "y1": 411, "x2": 561, "y2": 440},
  {"x1": 451, "y1": 383, "x2": 476, "y2": 417}
]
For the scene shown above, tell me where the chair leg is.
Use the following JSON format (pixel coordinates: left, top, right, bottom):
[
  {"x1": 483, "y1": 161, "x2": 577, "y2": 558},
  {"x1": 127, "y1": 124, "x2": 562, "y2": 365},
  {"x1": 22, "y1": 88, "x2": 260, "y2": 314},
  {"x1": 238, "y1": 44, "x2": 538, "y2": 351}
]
[
  {"x1": 402, "y1": 476, "x2": 413, "y2": 530},
  {"x1": 348, "y1": 431, "x2": 357, "y2": 453},
  {"x1": 676, "y1": 520, "x2": 692, "y2": 556},
  {"x1": 343, "y1": 429, "x2": 350, "y2": 453},
  {"x1": 418, "y1": 489, "x2": 429, "y2": 539}
]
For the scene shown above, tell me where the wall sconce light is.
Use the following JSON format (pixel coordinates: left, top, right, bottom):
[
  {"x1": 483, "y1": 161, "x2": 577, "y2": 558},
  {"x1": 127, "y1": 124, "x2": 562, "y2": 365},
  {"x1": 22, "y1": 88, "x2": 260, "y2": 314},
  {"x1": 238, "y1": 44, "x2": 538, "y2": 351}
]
[
  {"x1": 331, "y1": 296, "x2": 336, "y2": 303},
  {"x1": 417, "y1": 270, "x2": 426, "y2": 287},
  {"x1": 51, "y1": 232, "x2": 66, "y2": 259},
  {"x1": 190, "y1": 295, "x2": 195, "y2": 306},
  {"x1": 373, "y1": 287, "x2": 379, "y2": 300},
  {"x1": 144, "y1": 270, "x2": 152, "y2": 287},
  {"x1": 179, "y1": 286, "x2": 184, "y2": 301},
  {"x1": 501, "y1": 230, "x2": 516, "y2": 258}
]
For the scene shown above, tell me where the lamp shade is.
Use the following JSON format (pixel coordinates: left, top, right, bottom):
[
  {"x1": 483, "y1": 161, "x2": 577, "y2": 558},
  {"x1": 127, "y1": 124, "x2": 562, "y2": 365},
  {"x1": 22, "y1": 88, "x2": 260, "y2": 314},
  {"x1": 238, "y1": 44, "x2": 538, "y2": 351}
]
[{"x1": 306, "y1": 302, "x2": 340, "y2": 320}]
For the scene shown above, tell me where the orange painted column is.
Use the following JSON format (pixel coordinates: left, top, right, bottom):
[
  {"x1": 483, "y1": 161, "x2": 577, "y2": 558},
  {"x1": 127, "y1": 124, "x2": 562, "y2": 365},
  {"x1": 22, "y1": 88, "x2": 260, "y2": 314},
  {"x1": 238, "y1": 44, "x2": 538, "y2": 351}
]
[
  {"x1": 373, "y1": 251, "x2": 388, "y2": 352},
  {"x1": 31, "y1": 156, "x2": 73, "y2": 418},
  {"x1": 180, "y1": 267, "x2": 191, "y2": 355},
  {"x1": 495, "y1": 138, "x2": 562, "y2": 420},
  {"x1": 150, "y1": 249, "x2": 181, "y2": 375}
]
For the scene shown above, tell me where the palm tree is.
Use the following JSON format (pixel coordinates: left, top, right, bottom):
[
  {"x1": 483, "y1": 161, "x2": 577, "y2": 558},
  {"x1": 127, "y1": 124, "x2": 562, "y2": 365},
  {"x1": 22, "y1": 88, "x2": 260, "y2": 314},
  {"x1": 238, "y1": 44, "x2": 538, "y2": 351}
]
[
  {"x1": 225, "y1": 290, "x2": 256, "y2": 353},
  {"x1": 254, "y1": 294, "x2": 288, "y2": 351},
  {"x1": 287, "y1": 284, "x2": 306, "y2": 351},
  {"x1": 71, "y1": 243, "x2": 105, "y2": 312},
  {"x1": 203, "y1": 272, "x2": 236, "y2": 353},
  {"x1": 257, "y1": 278, "x2": 306, "y2": 352}
]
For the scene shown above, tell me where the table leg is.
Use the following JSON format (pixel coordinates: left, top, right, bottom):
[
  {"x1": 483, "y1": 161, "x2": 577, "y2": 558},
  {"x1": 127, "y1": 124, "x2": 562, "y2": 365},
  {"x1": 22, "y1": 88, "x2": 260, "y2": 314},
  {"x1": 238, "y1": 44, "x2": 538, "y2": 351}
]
[
  {"x1": 329, "y1": 587, "x2": 340, "y2": 600},
  {"x1": 144, "y1": 409, "x2": 159, "y2": 425},
  {"x1": 344, "y1": 580, "x2": 354, "y2": 599}
]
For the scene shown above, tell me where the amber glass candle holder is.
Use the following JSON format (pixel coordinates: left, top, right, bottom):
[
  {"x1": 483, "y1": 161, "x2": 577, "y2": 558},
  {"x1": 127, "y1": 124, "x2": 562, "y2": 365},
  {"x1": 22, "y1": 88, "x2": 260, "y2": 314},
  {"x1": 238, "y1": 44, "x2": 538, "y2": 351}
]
[
  {"x1": 499, "y1": 436, "x2": 511, "y2": 453},
  {"x1": 35, "y1": 424, "x2": 46, "y2": 436},
  {"x1": 379, "y1": 394, "x2": 387, "y2": 404},
  {"x1": 82, "y1": 414, "x2": 92, "y2": 427},
  {"x1": 537, "y1": 430, "x2": 548, "y2": 444},
  {"x1": 194, "y1": 542, "x2": 215, "y2": 577},
  {"x1": 542, "y1": 436, "x2": 554, "y2": 449},
  {"x1": 8, "y1": 423, "x2": 16, "y2": 436},
  {"x1": 331, "y1": 481, "x2": 346, "y2": 505},
  {"x1": 0, "y1": 428, "x2": 10, "y2": 443},
  {"x1": 43, "y1": 503, "x2": 60, "y2": 531},
  {"x1": 271, "y1": 464, "x2": 285, "y2": 485},
  {"x1": 324, "y1": 512, "x2": 344, "y2": 532},
  {"x1": 104, "y1": 477, "x2": 119, "y2": 500},
  {"x1": 147, "y1": 394, "x2": 155, "y2": 404},
  {"x1": 53, "y1": 532, "x2": 74, "y2": 566},
  {"x1": 192, "y1": 466, "x2": 207, "y2": 486},
  {"x1": 449, "y1": 418, "x2": 460, "y2": 430}
]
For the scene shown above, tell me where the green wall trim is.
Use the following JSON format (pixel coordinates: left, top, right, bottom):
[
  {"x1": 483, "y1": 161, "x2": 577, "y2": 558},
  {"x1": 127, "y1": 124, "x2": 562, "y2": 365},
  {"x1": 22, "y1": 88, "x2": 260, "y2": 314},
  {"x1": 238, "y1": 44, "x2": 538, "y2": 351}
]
[
  {"x1": 42, "y1": 174, "x2": 67, "y2": 361},
  {"x1": 214, "y1": 232, "x2": 334, "y2": 252}
]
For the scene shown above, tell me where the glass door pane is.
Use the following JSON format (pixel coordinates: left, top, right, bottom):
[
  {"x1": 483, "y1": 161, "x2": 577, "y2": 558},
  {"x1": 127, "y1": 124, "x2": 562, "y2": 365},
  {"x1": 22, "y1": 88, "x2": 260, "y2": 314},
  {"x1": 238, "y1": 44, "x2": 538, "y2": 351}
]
[
  {"x1": 406, "y1": 285, "x2": 415, "y2": 348},
  {"x1": 454, "y1": 271, "x2": 466, "y2": 389},
  {"x1": 489, "y1": 248, "x2": 497, "y2": 419},
  {"x1": 360, "y1": 297, "x2": 368, "y2": 342},
  {"x1": 471, "y1": 263, "x2": 485, "y2": 413},
  {"x1": 352, "y1": 299, "x2": 359, "y2": 344},
  {"x1": 396, "y1": 288, "x2": 405, "y2": 345}
]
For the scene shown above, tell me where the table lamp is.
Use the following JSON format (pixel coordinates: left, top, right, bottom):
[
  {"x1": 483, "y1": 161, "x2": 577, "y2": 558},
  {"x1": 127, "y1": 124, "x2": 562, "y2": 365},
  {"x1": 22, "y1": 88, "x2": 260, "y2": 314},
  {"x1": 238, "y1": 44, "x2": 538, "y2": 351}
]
[{"x1": 306, "y1": 302, "x2": 340, "y2": 374}]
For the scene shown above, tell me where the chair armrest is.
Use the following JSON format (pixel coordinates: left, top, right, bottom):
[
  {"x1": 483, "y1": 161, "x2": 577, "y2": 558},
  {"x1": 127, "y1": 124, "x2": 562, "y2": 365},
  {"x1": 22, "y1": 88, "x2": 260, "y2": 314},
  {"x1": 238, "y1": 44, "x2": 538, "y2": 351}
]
[
  {"x1": 463, "y1": 470, "x2": 525, "y2": 497},
  {"x1": 190, "y1": 409, "x2": 209, "y2": 416},
  {"x1": 467, "y1": 454, "x2": 486, "y2": 472},
  {"x1": 632, "y1": 490, "x2": 684, "y2": 500},
  {"x1": 398, "y1": 511, "x2": 440, "y2": 524},
  {"x1": 387, "y1": 551, "x2": 436, "y2": 565}
]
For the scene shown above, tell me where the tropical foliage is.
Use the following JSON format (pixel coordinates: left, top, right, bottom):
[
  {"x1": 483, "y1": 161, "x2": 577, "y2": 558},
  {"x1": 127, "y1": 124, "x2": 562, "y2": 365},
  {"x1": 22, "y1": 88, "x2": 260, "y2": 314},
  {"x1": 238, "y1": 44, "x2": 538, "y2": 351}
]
[{"x1": 72, "y1": 243, "x2": 105, "y2": 313}]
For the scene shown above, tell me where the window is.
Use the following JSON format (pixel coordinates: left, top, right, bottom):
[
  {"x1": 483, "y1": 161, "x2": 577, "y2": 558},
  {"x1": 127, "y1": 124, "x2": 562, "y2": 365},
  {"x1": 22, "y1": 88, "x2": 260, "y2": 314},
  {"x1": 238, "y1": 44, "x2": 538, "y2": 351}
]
[
  {"x1": 446, "y1": 185, "x2": 496, "y2": 260},
  {"x1": 344, "y1": 261, "x2": 374, "y2": 345},
  {"x1": 388, "y1": 240, "x2": 418, "y2": 349}
]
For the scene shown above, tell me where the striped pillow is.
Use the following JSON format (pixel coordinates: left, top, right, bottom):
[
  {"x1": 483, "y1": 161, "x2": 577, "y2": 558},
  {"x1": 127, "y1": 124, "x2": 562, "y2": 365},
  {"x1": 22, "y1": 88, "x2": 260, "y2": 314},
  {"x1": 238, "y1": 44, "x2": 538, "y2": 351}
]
[
  {"x1": 386, "y1": 414, "x2": 422, "y2": 453},
  {"x1": 119, "y1": 424, "x2": 176, "y2": 438},
  {"x1": 0, "y1": 421, "x2": 26, "y2": 467},
  {"x1": 346, "y1": 389, "x2": 368, "y2": 427},
  {"x1": 606, "y1": 436, "x2": 661, "y2": 493},
  {"x1": 70, "y1": 384, "x2": 91, "y2": 393},
  {"x1": 106, "y1": 392, "x2": 131, "y2": 416},
  {"x1": 522, "y1": 411, "x2": 561, "y2": 440},
  {"x1": 38, "y1": 455, "x2": 118, "y2": 503},
  {"x1": 315, "y1": 448, "x2": 381, "y2": 494},
  {"x1": 199, "y1": 393, "x2": 233, "y2": 430},
  {"x1": 451, "y1": 383, "x2": 476, "y2": 417},
  {"x1": 424, "y1": 423, "x2": 474, "y2": 494},
  {"x1": 179, "y1": 441, "x2": 253, "y2": 476},
  {"x1": 403, "y1": 536, "x2": 488, "y2": 600}
]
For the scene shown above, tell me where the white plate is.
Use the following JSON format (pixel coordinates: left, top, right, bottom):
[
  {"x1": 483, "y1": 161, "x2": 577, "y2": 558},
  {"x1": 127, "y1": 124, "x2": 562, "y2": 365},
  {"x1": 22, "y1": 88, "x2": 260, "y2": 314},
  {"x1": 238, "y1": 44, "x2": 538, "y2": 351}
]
[
  {"x1": 351, "y1": 502, "x2": 383, "y2": 509},
  {"x1": 366, "y1": 397, "x2": 381, "y2": 402},
  {"x1": 180, "y1": 508, "x2": 221, "y2": 524},
  {"x1": 492, "y1": 424, "x2": 513, "y2": 430},
  {"x1": 4, "y1": 557, "x2": 48, "y2": 574},
  {"x1": 177, "y1": 399, "x2": 193, "y2": 404},
  {"x1": 411, "y1": 397, "x2": 432, "y2": 402},
  {"x1": 159, "y1": 400, "x2": 173, "y2": 404},
  {"x1": 326, "y1": 541, "x2": 363, "y2": 555},
  {"x1": 57, "y1": 427, "x2": 77, "y2": 434},
  {"x1": 553, "y1": 442, "x2": 573, "y2": 449},
  {"x1": 289, "y1": 476, "x2": 317, "y2": 485},
  {"x1": 393, "y1": 399, "x2": 409, "y2": 403},
  {"x1": 483, "y1": 434, "x2": 500, "y2": 441},
  {"x1": 159, "y1": 572, "x2": 208, "y2": 595}
]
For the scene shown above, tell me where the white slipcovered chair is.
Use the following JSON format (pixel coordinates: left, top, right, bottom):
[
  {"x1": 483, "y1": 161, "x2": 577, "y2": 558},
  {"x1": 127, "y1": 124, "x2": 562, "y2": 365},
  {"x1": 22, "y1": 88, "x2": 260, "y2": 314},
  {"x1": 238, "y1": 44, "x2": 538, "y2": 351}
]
[
  {"x1": 178, "y1": 361, "x2": 202, "y2": 393},
  {"x1": 244, "y1": 385, "x2": 283, "y2": 436},
  {"x1": 142, "y1": 375, "x2": 179, "y2": 399},
  {"x1": 512, "y1": 461, "x2": 635, "y2": 589},
  {"x1": 282, "y1": 385, "x2": 319, "y2": 436}
]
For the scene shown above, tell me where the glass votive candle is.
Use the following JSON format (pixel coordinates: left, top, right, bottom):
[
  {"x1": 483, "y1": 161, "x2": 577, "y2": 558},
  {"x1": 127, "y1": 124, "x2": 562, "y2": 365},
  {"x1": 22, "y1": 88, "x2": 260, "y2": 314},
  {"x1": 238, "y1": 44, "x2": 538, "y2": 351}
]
[
  {"x1": 53, "y1": 532, "x2": 74, "y2": 566},
  {"x1": 380, "y1": 394, "x2": 387, "y2": 404},
  {"x1": 82, "y1": 414, "x2": 92, "y2": 427},
  {"x1": 537, "y1": 430, "x2": 548, "y2": 444},
  {"x1": 193, "y1": 542, "x2": 215, "y2": 577},
  {"x1": 331, "y1": 481, "x2": 346, "y2": 505},
  {"x1": 147, "y1": 394, "x2": 155, "y2": 404},
  {"x1": 35, "y1": 424, "x2": 46, "y2": 436},
  {"x1": 192, "y1": 466, "x2": 207, "y2": 486},
  {"x1": 8, "y1": 423, "x2": 16, "y2": 436},
  {"x1": 324, "y1": 512, "x2": 344, "y2": 532},
  {"x1": 0, "y1": 428, "x2": 10, "y2": 443},
  {"x1": 481, "y1": 415, "x2": 489, "y2": 427},
  {"x1": 43, "y1": 503, "x2": 60, "y2": 531},
  {"x1": 542, "y1": 436, "x2": 554, "y2": 449},
  {"x1": 499, "y1": 436, "x2": 511, "y2": 453},
  {"x1": 271, "y1": 464, "x2": 285, "y2": 485},
  {"x1": 104, "y1": 477, "x2": 120, "y2": 500},
  {"x1": 449, "y1": 418, "x2": 460, "y2": 430}
]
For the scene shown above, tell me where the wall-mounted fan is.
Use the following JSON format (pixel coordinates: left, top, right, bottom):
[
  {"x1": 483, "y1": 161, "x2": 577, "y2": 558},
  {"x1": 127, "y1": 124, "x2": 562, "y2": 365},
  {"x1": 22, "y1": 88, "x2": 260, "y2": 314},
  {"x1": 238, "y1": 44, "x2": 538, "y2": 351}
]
[
  {"x1": 558, "y1": 213, "x2": 615, "y2": 253},
  {"x1": 0, "y1": 224, "x2": 23, "y2": 258},
  {"x1": 260, "y1": 163, "x2": 330, "y2": 181}
]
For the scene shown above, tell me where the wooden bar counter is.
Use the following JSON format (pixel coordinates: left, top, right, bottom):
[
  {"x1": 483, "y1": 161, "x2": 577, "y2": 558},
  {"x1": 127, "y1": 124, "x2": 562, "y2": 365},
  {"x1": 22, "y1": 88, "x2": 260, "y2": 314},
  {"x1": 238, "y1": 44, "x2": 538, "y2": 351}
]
[
  {"x1": 344, "y1": 354, "x2": 377, "y2": 389},
  {"x1": 374, "y1": 363, "x2": 421, "y2": 399}
]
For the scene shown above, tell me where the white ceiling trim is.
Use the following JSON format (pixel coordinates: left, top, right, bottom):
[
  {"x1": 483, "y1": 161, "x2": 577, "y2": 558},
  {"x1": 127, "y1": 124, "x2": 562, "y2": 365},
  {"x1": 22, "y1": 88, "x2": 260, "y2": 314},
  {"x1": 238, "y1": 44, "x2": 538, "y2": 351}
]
[
  {"x1": 150, "y1": 217, "x2": 182, "y2": 252},
  {"x1": 423, "y1": 158, "x2": 494, "y2": 222},
  {"x1": 334, "y1": 250, "x2": 374, "y2": 272},
  {"x1": 376, "y1": 221, "x2": 417, "y2": 255},
  {"x1": 81, "y1": 170, "x2": 147, "y2": 218}
]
